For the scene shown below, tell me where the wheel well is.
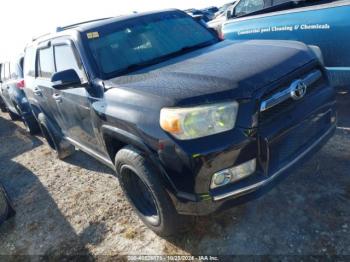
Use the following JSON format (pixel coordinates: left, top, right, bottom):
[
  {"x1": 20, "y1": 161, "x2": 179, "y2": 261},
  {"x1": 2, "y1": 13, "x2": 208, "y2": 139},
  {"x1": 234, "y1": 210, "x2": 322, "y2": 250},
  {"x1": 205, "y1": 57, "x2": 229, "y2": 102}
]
[{"x1": 104, "y1": 135, "x2": 127, "y2": 162}]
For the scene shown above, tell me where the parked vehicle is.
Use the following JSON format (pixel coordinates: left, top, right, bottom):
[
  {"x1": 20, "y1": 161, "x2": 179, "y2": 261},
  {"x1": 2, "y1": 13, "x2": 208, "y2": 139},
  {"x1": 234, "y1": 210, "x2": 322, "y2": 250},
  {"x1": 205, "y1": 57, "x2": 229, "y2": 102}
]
[
  {"x1": 216, "y1": 1, "x2": 238, "y2": 17},
  {"x1": 24, "y1": 9, "x2": 336, "y2": 236},
  {"x1": 208, "y1": 2, "x2": 237, "y2": 32},
  {"x1": 0, "y1": 63, "x2": 7, "y2": 112},
  {"x1": 209, "y1": 0, "x2": 290, "y2": 33},
  {"x1": 0, "y1": 183, "x2": 15, "y2": 225},
  {"x1": 222, "y1": 0, "x2": 350, "y2": 88},
  {"x1": 202, "y1": 6, "x2": 219, "y2": 14},
  {"x1": 0, "y1": 57, "x2": 40, "y2": 134},
  {"x1": 185, "y1": 9, "x2": 212, "y2": 22}
]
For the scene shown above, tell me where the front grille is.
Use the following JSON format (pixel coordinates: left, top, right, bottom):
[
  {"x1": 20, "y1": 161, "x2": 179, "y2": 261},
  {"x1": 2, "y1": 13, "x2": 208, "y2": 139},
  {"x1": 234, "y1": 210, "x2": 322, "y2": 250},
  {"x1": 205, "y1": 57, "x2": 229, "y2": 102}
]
[
  {"x1": 259, "y1": 68, "x2": 326, "y2": 123},
  {"x1": 268, "y1": 110, "x2": 331, "y2": 174}
]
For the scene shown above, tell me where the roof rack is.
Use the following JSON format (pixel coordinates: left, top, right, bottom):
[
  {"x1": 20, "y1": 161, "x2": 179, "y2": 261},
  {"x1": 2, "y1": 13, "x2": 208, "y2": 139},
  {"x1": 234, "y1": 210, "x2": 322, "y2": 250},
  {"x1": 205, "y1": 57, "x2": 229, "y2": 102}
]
[{"x1": 56, "y1": 17, "x2": 113, "y2": 32}]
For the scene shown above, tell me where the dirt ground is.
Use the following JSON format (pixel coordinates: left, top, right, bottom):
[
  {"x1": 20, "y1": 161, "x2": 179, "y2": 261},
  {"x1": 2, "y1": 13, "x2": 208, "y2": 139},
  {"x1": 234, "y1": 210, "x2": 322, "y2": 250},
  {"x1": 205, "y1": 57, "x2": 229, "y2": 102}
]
[{"x1": 0, "y1": 91, "x2": 349, "y2": 258}]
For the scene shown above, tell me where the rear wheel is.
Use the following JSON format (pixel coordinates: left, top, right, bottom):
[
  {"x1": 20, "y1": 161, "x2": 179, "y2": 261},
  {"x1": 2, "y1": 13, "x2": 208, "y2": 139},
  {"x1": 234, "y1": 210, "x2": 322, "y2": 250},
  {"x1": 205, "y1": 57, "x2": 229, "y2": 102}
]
[
  {"x1": 8, "y1": 110, "x2": 20, "y2": 121},
  {"x1": 115, "y1": 146, "x2": 194, "y2": 236},
  {"x1": 0, "y1": 186, "x2": 9, "y2": 224},
  {"x1": 0, "y1": 184, "x2": 15, "y2": 224},
  {"x1": 38, "y1": 114, "x2": 75, "y2": 160}
]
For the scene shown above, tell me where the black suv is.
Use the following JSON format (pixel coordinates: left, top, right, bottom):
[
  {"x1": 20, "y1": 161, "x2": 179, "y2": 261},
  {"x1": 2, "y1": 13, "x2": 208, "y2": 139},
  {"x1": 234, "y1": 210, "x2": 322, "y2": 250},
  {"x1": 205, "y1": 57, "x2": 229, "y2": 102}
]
[{"x1": 24, "y1": 10, "x2": 336, "y2": 236}]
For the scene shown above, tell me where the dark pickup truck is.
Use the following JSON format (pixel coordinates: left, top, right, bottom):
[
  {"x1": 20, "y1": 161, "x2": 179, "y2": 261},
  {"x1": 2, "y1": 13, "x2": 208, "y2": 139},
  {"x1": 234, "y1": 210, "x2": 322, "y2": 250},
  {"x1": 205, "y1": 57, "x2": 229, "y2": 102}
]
[{"x1": 24, "y1": 10, "x2": 336, "y2": 236}]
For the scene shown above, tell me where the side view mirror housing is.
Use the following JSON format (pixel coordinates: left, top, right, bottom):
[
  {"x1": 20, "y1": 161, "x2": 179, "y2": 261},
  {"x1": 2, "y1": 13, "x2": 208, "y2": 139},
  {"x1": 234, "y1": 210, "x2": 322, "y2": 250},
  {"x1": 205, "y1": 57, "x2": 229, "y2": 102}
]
[
  {"x1": 208, "y1": 27, "x2": 220, "y2": 38},
  {"x1": 226, "y1": 10, "x2": 232, "y2": 19},
  {"x1": 51, "y1": 69, "x2": 81, "y2": 90}
]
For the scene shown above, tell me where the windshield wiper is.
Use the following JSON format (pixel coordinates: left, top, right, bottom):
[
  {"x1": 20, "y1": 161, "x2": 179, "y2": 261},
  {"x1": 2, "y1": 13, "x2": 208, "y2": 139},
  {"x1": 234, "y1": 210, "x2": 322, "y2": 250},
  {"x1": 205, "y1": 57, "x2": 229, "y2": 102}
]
[{"x1": 113, "y1": 40, "x2": 216, "y2": 76}]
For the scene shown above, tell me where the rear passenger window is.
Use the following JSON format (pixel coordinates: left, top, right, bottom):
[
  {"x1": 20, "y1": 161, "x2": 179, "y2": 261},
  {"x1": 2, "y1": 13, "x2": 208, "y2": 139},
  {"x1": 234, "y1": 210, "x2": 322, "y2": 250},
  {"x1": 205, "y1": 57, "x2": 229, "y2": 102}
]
[
  {"x1": 54, "y1": 45, "x2": 85, "y2": 81},
  {"x1": 24, "y1": 46, "x2": 37, "y2": 77},
  {"x1": 38, "y1": 47, "x2": 54, "y2": 79}
]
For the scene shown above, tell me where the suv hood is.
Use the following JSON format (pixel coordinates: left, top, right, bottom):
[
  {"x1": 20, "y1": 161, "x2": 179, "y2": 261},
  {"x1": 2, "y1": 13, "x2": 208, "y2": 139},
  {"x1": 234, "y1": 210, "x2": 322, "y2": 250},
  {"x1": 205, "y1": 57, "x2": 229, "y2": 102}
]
[{"x1": 105, "y1": 40, "x2": 315, "y2": 105}]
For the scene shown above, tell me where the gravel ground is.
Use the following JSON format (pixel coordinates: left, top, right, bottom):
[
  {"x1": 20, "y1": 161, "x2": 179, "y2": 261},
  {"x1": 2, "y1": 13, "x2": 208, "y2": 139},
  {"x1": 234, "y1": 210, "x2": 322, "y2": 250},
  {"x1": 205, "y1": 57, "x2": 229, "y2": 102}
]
[{"x1": 0, "y1": 91, "x2": 349, "y2": 258}]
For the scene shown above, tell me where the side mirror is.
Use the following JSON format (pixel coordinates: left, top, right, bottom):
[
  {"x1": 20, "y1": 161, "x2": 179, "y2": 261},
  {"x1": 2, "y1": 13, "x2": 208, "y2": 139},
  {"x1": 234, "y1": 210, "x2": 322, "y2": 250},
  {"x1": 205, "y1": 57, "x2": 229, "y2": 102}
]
[
  {"x1": 226, "y1": 10, "x2": 232, "y2": 19},
  {"x1": 208, "y1": 27, "x2": 220, "y2": 38},
  {"x1": 51, "y1": 69, "x2": 81, "y2": 90}
]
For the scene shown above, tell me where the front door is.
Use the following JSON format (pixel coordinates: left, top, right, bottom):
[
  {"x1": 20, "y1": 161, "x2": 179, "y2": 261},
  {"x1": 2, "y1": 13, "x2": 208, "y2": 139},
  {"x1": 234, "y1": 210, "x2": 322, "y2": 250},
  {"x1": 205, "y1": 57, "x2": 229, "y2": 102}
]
[{"x1": 51, "y1": 40, "x2": 104, "y2": 155}]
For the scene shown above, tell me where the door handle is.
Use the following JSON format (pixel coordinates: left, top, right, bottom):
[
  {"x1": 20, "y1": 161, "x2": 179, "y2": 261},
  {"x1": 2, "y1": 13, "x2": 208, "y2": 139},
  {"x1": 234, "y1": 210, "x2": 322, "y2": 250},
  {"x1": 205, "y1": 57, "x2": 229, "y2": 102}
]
[
  {"x1": 33, "y1": 87, "x2": 42, "y2": 96},
  {"x1": 52, "y1": 93, "x2": 62, "y2": 103}
]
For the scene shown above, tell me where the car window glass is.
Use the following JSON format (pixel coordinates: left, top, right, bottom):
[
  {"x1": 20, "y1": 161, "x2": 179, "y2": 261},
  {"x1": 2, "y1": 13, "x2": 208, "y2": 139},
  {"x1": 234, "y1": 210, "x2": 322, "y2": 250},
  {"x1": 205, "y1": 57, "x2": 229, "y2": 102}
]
[
  {"x1": 10, "y1": 62, "x2": 22, "y2": 79},
  {"x1": 88, "y1": 14, "x2": 216, "y2": 76},
  {"x1": 0, "y1": 64, "x2": 4, "y2": 81},
  {"x1": 4, "y1": 63, "x2": 10, "y2": 81},
  {"x1": 235, "y1": 0, "x2": 265, "y2": 16},
  {"x1": 24, "y1": 46, "x2": 37, "y2": 77},
  {"x1": 54, "y1": 44, "x2": 85, "y2": 81},
  {"x1": 38, "y1": 47, "x2": 54, "y2": 79}
]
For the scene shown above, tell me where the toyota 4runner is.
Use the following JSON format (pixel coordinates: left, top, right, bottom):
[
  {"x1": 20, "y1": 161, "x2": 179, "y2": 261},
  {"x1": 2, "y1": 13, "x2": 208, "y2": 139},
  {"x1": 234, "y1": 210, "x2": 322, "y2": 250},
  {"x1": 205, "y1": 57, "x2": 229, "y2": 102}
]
[{"x1": 23, "y1": 9, "x2": 336, "y2": 236}]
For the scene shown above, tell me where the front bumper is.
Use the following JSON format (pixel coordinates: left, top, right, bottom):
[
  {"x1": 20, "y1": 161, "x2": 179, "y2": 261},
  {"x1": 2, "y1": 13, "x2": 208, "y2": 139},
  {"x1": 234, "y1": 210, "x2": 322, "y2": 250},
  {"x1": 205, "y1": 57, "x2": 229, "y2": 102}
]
[
  {"x1": 172, "y1": 122, "x2": 335, "y2": 216},
  {"x1": 213, "y1": 124, "x2": 335, "y2": 201}
]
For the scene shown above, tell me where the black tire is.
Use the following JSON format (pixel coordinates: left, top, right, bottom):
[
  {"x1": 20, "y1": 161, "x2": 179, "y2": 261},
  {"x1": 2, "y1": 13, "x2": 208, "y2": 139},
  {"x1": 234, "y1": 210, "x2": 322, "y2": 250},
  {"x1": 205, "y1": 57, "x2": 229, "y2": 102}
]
[
  {"x1": 0, "y1": 184, "x2": 15, "y2": 225},
  {"x1": 8, "y1": 110, "x2": 20, "y2": 121},
  {"x1": 14, "y1": 104, "x2": 40, "y2": 135},
  {"x1": 115, "y1": 146, "x2": 193, "y2": 237},
  {"x1": 38, "y1": 113, "x2": 75, "y2": 160},
  {"x1": 0, "y1": 186, "x2": 9, "y2": 224},
  {"x1": 22, "y1": 116, "x2": 41, "y2": 135}
]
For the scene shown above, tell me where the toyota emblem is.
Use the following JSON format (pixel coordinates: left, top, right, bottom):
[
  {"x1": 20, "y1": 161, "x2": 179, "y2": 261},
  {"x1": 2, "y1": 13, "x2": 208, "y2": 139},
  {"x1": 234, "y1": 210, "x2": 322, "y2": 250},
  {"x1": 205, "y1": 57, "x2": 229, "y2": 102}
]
[{"x1": 291, "y1": 80, "x2": 308, "y2": 100}]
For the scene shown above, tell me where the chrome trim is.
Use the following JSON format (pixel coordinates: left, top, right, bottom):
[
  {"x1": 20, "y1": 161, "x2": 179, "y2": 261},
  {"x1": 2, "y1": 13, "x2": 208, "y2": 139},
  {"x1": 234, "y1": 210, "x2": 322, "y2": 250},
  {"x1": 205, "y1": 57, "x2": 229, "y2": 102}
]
[
  {"x1": 213, "y1": 125, "x2": 335, "y2": 201},
  {"x1": 260, "y1": 70, "x2": 322, "y2": 112}
]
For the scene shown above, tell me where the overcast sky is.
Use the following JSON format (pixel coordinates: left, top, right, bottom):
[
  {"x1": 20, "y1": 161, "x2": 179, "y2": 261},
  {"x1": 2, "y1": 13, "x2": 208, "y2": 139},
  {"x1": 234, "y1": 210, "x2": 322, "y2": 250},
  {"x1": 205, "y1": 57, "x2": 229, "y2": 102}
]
[{"x1": 0, "y1": 0, "x2": 230, "y2": 61}]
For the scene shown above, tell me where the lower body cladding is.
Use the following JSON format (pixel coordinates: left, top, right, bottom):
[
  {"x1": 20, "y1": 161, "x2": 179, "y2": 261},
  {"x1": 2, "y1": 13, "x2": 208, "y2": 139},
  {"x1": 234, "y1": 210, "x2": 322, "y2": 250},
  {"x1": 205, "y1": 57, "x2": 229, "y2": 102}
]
[{"x1": 167, "y1": 96, "x2": 336, "y2": 216}]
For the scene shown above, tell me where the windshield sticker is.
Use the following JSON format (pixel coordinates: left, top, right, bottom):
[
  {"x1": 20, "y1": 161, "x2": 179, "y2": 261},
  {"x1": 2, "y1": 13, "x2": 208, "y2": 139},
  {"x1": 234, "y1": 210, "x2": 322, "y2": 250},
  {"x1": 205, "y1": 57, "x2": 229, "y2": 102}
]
[
  {"x1": 237, "y1": 24, "x2": 331, "y2": 36},
  {"x1": 87, "y1": 32, "x2": 100, "y2": 39}
]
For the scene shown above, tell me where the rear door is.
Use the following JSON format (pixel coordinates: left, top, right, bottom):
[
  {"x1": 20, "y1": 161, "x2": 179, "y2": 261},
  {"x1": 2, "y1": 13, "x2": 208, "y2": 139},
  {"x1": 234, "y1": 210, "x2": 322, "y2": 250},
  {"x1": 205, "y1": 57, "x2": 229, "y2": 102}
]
[
  {"x1": 7, "y1": 60, "x2": 24, "y2": 112},
  {"x1": 1, "y1": 63, "x2": 14, "y2": 110},
  {"x1": 35, "y1": 43, "x2": 60, "y2": 125}
]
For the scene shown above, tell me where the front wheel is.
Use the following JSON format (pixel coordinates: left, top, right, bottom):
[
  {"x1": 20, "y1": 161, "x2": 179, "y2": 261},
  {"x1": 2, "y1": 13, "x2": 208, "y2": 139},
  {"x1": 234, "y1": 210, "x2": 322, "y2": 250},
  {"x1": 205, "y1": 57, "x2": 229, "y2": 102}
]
[
  {"x1": 115, "y1": 146, "x2": 193, "y2": 237},
  {"x1": 22, "y1": 116, "x2": 40, "y2": 135}
]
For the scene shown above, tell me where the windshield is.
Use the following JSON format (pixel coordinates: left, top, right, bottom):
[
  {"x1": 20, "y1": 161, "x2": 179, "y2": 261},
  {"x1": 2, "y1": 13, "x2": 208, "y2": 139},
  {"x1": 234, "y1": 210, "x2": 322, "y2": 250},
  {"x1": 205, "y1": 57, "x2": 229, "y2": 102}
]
[{"x1": 86, "y1": 12, "x2": 217, "y2": 78}]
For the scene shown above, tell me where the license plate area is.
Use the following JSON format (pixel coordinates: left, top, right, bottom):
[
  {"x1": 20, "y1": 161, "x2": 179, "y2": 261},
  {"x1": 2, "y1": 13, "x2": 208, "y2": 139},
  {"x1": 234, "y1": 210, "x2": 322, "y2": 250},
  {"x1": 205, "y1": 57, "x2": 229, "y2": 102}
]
[{"x1": 266, "y1": 110, "x2": 332, "y2": 175}]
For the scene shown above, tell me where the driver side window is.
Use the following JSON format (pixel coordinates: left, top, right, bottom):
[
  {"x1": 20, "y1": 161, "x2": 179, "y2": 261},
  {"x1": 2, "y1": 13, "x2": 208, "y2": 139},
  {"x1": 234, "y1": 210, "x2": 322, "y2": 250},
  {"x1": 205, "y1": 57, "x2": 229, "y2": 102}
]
[
  {"x1": 235, "y1": 0, "x2": 265, "y2": 16},
  {"x1": 54, "y1": 44, "x2": 86, "y2": 83}
]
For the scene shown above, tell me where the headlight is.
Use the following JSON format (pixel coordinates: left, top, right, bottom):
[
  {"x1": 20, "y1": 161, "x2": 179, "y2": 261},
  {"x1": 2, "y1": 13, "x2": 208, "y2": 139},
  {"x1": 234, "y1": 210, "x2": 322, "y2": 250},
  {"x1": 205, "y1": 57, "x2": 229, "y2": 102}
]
[{"x1": 160, "y1": 101, "x2": 239, "y2": 140}]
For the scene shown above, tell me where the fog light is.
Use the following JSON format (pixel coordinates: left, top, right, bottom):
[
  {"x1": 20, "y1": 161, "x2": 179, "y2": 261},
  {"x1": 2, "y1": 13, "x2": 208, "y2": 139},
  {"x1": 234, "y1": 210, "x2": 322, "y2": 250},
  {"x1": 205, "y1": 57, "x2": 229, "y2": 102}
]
[
  {"x1": 210, "y1": 159, "x2": 257, "y2": 189},
  {"x1": 212, "y1": 171, "x2": 232, "y2": 187}
]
